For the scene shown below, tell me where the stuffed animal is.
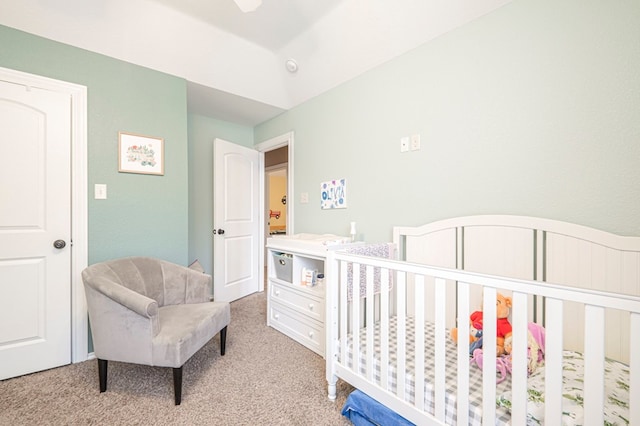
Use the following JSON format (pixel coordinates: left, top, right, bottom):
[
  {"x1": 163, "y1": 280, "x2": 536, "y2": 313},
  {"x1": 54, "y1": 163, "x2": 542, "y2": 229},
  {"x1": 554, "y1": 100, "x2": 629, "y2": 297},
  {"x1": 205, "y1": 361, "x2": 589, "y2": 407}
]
[
  {"x1": 450, "y1": 293, "x2": 513, "y2": 356},
  {"x1": 503, "y1": 322, "x2": 545, "y2": 375},
  {"x1": 470, "y1": 348, "x2": 512, "y2": 384},
  {"x1": 450, "y1": 310, "x2": 484, "y2": 355},
  {"x1": 495, "y1": 293, "x2": 513, "y2": 356}
]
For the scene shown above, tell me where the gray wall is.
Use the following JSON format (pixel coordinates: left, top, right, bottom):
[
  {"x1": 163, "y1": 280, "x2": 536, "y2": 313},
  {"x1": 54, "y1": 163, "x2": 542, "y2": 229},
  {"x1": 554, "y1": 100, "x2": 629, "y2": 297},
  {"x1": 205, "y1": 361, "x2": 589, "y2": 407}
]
[
  {"x1": 255, "y1": 0, "x2": 640, "y2": 242},
  {"x1": 0, "y1": 25, "x2": 190, "y2": 265}
]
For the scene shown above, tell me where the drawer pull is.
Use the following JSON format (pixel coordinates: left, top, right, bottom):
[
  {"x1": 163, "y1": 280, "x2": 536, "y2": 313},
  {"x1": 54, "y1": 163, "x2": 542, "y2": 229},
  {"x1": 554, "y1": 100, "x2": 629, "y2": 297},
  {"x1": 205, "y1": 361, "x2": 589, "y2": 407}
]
[
  {"x1": 308, "y1": 303, "x2": 314, "y2": 310},
  {"x1": 275, "y1": 290, "x2": 280, "y2": 296},
  {"x1": 308, "y1": 331, "x2": 314, "y2": 338},
  {"x1": 274, "y1": 314, "x2": 280, "y2": 320}
]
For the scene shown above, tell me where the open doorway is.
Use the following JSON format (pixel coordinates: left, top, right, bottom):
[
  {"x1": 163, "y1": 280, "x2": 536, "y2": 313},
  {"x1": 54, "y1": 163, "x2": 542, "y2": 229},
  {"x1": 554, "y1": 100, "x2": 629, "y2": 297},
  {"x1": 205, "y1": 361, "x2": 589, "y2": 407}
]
[
  {"x1": 266, "y1": 159, "x2": 287, "y2": 235},
  {"x1": 258, "y1": 132, "x2": 293, "y2": 241}
]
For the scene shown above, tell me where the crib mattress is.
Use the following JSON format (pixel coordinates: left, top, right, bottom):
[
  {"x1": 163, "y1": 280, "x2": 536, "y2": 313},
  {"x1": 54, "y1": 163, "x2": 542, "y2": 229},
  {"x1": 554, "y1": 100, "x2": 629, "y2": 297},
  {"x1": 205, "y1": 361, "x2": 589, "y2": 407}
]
[
  {"x1": 342, "y1": 316, "x2": 512, "y2": 425},
  {"x1": 341, "y1": 316, "x2": 630, "y2": 426}
]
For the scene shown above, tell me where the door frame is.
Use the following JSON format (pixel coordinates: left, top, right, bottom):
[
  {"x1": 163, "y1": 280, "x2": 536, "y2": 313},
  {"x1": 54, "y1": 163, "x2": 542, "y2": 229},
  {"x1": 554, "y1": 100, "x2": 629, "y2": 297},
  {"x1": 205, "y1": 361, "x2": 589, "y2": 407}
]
[
  {"x1": 0, "y1": 66, "x2": 88, "y2": 363},
  {"x1": 256, "y1": 131, "x2": 294, "y2": 238}
]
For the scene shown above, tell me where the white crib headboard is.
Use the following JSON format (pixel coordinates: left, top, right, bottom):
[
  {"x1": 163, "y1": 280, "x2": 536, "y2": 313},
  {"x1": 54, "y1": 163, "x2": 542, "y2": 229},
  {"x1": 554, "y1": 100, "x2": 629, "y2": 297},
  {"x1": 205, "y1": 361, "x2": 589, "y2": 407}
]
[{"x1": 392, "y1": 215, "x2": 640, "y2": 361}]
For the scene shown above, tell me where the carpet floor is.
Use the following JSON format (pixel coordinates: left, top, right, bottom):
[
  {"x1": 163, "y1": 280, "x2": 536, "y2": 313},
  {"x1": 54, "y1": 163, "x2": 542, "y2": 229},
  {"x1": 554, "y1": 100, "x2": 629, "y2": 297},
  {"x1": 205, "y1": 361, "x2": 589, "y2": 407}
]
[{"x1": 0, "y1": 290, "x2": 354, "y2": 425}]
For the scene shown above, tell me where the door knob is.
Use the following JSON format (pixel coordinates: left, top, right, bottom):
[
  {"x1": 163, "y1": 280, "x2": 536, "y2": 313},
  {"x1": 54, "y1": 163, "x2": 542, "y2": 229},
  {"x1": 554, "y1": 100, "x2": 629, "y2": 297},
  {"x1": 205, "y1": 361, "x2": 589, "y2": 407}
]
[
  {"x1": 216, "y1": 229, "x2": 225, "y2": 235},
  {"x1": 53, "y1": 240, "x2": 66, "y2": 249}
]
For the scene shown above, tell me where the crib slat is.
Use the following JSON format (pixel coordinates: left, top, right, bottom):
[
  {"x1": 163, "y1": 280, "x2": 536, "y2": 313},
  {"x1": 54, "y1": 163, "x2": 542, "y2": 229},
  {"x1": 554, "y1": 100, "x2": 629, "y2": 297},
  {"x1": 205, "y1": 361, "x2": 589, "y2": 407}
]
[
  {"x1": 482, "y1": 287, "x2": 497, "y2": 426},
  {"x1": 433, "y1": 277, "x2": 446, "y2": 420},
  {"x1": 340, "y1": 260, "x2": 348, "y2": 374},
  {"x1": 414, "y1": 275, "x2": 425, "y2": 412},
  {"x1": 583, "y1": 305, "x2": 605, "y2": 426},
  {"x1": 380, "y1": 268, "x2": 390, "y2": 390},
  {"x1": 510, "y1": 292, "x2": 528, "y2": 425},
  {"x1": 396, "y1": 271, "x2": 407, "y2": 400},
  {"x1": 366, "y1": 265, "x2": 374, "y2": 381},
  {"x1": 631, "y1": 312, "x2": 640, "y2": 426},
  {"x1": 456, "y1": 283, "x2": 470, "y2": 425},
  {"x1": 352, "y1": 263, "x2": 361, "y2": 375},
  {"x1": 544, "y1": 297, "x2": 564, "y2": 425},
  {"x1": 409, "y1": 275, "x2": 425, "y2": 410}
]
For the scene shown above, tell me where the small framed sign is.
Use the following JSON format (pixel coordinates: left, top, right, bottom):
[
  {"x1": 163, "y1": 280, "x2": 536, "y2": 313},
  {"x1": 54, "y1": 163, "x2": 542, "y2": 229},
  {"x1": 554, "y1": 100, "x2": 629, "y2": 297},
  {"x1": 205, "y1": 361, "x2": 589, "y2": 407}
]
[
  {"x1": 320, "y1": 178, "x2": 347, "y2": 209},
  {"x1": 118, "y1": 132, "x2": 164, "y2": 175}
]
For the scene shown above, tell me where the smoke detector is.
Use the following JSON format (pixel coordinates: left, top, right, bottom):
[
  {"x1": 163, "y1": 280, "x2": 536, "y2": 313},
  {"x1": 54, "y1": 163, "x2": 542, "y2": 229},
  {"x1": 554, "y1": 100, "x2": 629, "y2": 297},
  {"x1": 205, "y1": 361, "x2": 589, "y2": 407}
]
[{"x1": 285, "y1": 59, "x2": 298, "y2": 73}]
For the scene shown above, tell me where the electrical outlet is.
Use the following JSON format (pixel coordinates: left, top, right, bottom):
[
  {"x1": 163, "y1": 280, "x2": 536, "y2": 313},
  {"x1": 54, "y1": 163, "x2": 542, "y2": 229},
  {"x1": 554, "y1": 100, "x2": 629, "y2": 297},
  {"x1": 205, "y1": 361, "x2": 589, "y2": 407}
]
[
  {"x1": 410, "y1": 134, "x2": 421, "y2": 151},
  {"x1": 300, "y1": 192, "x2": 309, "y2": 204},
  {"x1": 400, "y1": 137, "x2": 409, "y2": 153}
]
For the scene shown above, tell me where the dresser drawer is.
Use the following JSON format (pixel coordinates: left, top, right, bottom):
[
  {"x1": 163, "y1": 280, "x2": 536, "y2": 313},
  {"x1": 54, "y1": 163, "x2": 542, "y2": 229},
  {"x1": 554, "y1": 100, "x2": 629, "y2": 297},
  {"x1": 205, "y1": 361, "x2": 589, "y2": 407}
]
[
  {"x1": 270, "y1": 282, "x2": 324, "y2": 322},
  {"x1": 269, "y1": 302, "x2": 324, "y2": 356}
]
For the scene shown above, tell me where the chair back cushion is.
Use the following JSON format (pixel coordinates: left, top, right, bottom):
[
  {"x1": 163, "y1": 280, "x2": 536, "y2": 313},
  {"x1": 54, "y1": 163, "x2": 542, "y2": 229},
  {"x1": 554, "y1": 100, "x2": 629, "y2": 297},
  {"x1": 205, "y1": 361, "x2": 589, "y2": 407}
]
[{"x1": 83, "y1": 257, "x2": 211, "y2": 307}]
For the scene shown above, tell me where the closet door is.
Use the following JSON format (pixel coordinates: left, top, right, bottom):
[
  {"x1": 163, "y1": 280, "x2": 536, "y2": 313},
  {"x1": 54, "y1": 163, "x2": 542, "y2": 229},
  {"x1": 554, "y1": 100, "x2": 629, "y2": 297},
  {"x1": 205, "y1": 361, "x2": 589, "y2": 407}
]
[{"x1": 0, "y1": 79, "x2": 72, "y2": 380}]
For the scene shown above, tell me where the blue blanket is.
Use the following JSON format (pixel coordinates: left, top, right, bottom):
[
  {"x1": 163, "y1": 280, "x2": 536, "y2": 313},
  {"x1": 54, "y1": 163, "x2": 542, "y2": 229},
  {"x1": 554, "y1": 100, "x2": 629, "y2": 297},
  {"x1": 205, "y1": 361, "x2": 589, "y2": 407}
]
[{"x1": 341, "y1": 390, "x2": 415, "y2": 426}]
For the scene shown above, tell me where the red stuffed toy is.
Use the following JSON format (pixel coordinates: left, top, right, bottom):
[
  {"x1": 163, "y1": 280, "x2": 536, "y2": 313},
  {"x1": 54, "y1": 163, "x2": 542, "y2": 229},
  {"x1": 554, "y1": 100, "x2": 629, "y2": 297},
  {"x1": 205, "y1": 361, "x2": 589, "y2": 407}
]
[{"x1": 495, "y1": 293, "x2": 512, "y2": 355}]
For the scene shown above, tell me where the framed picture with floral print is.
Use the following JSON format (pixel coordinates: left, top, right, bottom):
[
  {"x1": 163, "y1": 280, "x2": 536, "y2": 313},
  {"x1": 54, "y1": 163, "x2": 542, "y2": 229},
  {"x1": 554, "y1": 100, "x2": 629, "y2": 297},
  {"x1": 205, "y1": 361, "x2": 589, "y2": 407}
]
[{"x1": 118, "y1": 132, "x2": 164, "y2": 175}]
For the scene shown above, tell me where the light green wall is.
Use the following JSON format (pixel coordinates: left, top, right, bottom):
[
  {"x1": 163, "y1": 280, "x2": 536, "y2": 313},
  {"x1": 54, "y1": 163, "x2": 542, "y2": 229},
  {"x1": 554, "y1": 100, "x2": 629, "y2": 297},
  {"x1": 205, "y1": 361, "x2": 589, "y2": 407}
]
[
  {"x1": 256, "y1": 0, "x2": 640, "y2": 241},
  {"x1": 0, "y1": 25, "x2": 190, "y2": 265},
  {"x1": 188, "y1": 114, "x2": 254, "y2": 274}
]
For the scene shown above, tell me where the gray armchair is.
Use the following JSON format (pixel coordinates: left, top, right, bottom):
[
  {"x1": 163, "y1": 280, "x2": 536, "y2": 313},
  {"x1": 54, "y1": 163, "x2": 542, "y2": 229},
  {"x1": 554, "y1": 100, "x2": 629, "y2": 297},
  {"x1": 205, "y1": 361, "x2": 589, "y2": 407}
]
[{"x1": 82, "y1": 256, "x2": 230, "y2": 405}]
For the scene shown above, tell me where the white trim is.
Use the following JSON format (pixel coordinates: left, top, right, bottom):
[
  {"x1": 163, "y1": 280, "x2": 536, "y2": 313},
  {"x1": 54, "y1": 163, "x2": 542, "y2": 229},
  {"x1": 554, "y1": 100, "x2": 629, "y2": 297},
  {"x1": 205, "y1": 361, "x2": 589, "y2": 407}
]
[
  {"x1": 0, "y1": 66, "x2": 89, "y2": 363},
  {"x1": 70, "y1": 81, "x2": 89, "y2": 363},
  {"x1": 258, "y1": 150, "x2": 265, "y2": 293}
]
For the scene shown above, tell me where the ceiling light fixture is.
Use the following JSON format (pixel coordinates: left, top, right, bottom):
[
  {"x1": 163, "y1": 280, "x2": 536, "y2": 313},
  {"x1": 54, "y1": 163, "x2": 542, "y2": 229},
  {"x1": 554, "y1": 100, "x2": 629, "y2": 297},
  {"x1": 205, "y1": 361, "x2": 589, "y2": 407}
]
[
  {"x1": 285, "y1": 59, "x2": 298, "y2": 73},
  {"x1": 233, "y1": 0, "x2": 262, "y2": 13}
]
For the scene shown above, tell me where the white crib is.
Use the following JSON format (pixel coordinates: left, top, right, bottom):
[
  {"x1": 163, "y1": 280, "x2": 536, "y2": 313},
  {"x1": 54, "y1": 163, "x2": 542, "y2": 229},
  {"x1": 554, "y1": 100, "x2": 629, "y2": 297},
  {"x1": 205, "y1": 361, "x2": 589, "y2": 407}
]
[{"x1": 325, "y1": 216, "x2": 640, "y2": 425}]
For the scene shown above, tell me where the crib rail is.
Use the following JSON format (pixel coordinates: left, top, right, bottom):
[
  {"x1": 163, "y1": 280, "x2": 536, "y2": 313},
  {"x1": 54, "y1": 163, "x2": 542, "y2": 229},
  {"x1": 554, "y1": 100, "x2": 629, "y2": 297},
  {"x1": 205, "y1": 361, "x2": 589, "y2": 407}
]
[{"x1": 325, "y1": 250, "x2": 640, "y2": 426}]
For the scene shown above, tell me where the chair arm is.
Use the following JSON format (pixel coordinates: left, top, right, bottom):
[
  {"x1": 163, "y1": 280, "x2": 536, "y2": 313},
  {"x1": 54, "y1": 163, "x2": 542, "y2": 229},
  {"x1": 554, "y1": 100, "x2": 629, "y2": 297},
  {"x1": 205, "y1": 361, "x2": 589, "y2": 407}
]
[
  {"x1": 185, "y1": 269, "x2": 213, "y2": 303},
  {"x1": 160, "y1": 261, "x2": 213, "y2": 304},
  {"x1": 85, "y1": 275, "x2": 158, "y2": 318}
]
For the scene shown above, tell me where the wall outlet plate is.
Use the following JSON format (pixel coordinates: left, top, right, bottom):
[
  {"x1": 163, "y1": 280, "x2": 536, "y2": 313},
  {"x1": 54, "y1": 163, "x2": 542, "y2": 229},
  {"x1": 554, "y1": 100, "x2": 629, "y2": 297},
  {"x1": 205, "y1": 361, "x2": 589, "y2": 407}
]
[{"x1": 410, "y1": 134, "x2": 421, "y2": 151}]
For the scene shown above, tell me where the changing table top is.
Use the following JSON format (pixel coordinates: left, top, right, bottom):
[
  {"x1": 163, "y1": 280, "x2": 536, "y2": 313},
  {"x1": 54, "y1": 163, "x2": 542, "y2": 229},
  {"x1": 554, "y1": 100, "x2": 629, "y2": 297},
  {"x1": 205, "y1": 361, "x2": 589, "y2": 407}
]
[{"x1": 267, "y1": 233, "x2": 356, "y2": 256}]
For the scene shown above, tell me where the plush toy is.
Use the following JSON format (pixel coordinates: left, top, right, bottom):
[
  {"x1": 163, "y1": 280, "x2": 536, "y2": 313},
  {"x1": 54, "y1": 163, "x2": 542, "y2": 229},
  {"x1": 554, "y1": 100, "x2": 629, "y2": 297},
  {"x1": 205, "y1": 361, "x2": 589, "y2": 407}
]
[
  {"x1": 503, "y1": 322, "x2": 545, "y2": 375},
  {"x1": 450, "y1": 293, "x2": 513, "y2": 356},
  {"x1": 470, "y1": 348, "x2": 512, "y2": 384},
  {"x1": 494, "y1": 293, "x2": 513, "y2": 356},
  {"x1": 450, "y1": 310, "x2": 484, "y2": 355}
]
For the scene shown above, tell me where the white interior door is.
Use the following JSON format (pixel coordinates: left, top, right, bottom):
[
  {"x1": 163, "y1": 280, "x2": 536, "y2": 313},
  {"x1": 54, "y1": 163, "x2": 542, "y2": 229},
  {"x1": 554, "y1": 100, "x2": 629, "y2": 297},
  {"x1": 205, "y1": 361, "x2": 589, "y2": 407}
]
[
  {"x1": 213, "y1": 139, "x2": 262, "y2": 302},
  {"x1": 0, "y1": 79, "x2": 72, "y2": 380}
]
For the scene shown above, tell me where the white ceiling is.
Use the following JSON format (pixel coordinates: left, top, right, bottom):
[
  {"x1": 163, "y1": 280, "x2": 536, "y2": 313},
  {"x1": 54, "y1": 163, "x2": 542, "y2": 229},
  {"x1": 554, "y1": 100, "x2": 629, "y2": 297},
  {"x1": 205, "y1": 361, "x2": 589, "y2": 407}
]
[{"x1": 0, "y1": 0, "x2": 512, "y2": 126}]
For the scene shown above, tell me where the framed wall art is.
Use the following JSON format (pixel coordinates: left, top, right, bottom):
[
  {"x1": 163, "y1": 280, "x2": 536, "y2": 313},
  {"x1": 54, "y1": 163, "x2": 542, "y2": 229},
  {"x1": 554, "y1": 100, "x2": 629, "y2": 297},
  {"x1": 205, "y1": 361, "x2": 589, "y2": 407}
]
[
  {"x1": 118, "y1": 132, "x2": 164, "y2": 175},
  {"x1": 320, "y1": 178, "x2": 347, "y2": 209}
]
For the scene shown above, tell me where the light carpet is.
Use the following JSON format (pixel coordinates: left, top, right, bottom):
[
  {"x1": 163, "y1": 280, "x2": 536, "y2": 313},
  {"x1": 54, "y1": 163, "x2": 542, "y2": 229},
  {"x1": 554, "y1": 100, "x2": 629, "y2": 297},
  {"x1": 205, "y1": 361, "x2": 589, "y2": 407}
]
[{"x1": 0, "y1": 291, "x2": 354, "y2": 425}]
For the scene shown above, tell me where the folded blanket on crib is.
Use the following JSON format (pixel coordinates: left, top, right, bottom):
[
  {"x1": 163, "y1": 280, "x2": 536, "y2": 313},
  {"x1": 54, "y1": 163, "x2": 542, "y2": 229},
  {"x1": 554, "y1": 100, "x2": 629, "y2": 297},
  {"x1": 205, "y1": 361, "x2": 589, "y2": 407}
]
[
  {"x1": 346, "y1": 243, "x2": 394, "y2": 302},
  {"x1": 342, "y1": 390, "x2": 415, "y2": 426}
]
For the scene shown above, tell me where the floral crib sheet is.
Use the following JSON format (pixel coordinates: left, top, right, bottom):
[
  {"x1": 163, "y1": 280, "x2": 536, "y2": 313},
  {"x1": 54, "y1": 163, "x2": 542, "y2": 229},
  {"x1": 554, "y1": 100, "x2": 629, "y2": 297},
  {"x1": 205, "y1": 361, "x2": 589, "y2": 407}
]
[{"x1": 496, "y1": 351, "x2": 630, "y2": 425}]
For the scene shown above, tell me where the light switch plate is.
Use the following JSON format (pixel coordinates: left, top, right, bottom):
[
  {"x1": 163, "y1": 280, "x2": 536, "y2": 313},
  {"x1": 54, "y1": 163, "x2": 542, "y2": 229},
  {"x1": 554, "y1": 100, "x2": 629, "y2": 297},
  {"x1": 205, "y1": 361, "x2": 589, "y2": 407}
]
[
  {"x1": 95, "y1": 184, "x2": 107, "y2": 199},
  {"x1": 300, "y1": 192, "x2": 309, "y2": 204}
]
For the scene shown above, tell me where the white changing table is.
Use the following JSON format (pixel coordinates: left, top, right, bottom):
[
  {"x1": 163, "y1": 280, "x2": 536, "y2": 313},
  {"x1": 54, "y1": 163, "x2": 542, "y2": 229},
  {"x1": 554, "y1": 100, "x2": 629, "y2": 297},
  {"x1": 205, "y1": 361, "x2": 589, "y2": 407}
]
[{"x1": 266, "y1": 234, "x2": 358, "y2": 357}]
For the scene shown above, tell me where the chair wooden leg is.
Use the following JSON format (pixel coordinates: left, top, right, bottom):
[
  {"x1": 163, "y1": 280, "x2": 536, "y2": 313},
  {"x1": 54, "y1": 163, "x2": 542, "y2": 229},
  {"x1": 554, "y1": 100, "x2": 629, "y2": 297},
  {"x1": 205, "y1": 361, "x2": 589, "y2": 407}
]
[
  {"x1": 220, "y1": 326, "x2": 227, "y2": 356},
  {"x1": 173, "y1": 367, "x2": 183, "y2": 405},
  {"x1": 98, "y1": 359, "x2": 108, "y2": 393}
]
